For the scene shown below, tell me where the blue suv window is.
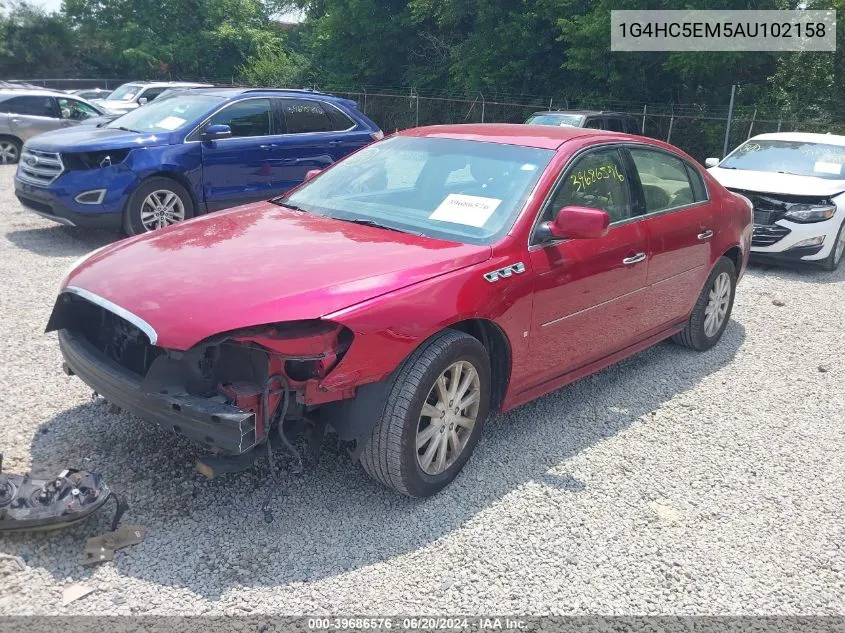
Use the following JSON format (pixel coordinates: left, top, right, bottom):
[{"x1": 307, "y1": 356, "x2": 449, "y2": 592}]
[
  {"x1": 208, "y1": 98, "x2": 274, "y2": 137},
  {"x1": 281, "y1": 99, "x2": 337, "y2": 134}
]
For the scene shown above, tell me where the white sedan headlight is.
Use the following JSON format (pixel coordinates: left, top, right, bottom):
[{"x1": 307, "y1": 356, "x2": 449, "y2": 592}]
[{"x1": 784, "y1": 203, "x2": 836, "y2": 223}]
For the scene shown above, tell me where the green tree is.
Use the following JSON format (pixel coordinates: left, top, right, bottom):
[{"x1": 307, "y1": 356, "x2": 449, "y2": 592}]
[{"x1": 0, "y1": 0, "x2": 84, "y2": 77}]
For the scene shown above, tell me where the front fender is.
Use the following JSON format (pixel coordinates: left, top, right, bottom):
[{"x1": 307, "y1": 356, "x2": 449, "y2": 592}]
[
  {"x1": 128, "y1": 143, "x2": 204, "y2": 210},
  {"x1": 316, "y1": 253, "x2": 533, "y2": 400}
]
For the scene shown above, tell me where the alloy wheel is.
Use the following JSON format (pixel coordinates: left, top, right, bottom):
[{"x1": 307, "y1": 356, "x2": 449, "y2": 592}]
[
  {"x1": 704, "y1": 271, "x2": 731, "y2": 337},
  {"x1": 835, "y1": 227, "x2": 845, "y2": 265},
  {"x1": 0, "y1": 141, "x2": 19, "y2": 164},
  {"x1": 416, "y1": 360, "x2": 481, "y2": 476},
  {"x1": 140, "y1": 189, "x2": 186, "y2": 231}
]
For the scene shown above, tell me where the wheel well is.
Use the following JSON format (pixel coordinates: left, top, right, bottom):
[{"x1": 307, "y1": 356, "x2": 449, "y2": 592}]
[
  {"x1": 449, "y1": 319, "x2": 511, "y2": 411},
  {"x1": 723, "y1": 246, "x2": 741, "y2": 273},
  {"x1": 0, "y1": 134, "x2": 22, "y2": 146},
  {"x1": 145, "y1": 171, "x2": 200, "y2": 213}
]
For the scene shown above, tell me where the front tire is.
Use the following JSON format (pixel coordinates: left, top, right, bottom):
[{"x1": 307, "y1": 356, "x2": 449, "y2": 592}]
[
  {"x1": 123, "y1": 177, "x2": 194, "y2": 236},
  {"x1": 672, "y1": 256, "x2": 737, "y2": 351},
  {"x1": 821, "y1": 220, "x2": 845, "y2": 272},
  {"x1": 360, "y1": 329, "x2": 491, "y2": 497},
  {"x1": 0, "y1": 137, "x2": 22, "y2": 165}
]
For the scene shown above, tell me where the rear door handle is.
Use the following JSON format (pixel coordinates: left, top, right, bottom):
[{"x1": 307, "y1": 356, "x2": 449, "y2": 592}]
[
  {"x1": 10, "y1": 118, "x2": 21, "y2": 124},
  {"x1": 329, "y1": 140, "x2": 343, "y2": 146},
  {"x1": 622, "y1": 253, "x2": 647, "y2": 265},
  {"x1": 698, "y1": 230, "x2": 714, "y2": 240},
  {"x1": 259, "y1": 143, "x2": 278, "y2": 150}
]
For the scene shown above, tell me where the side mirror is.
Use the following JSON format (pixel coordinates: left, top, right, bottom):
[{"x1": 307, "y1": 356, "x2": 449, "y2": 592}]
[
  {"x1": 304, "y1": 169, "x2": 322, "y2": 181},
  {"x1": 704, "y1": 157, "x2": 720, "y2": 168},
  {"x1": 201, "y1": 124, "x2": 232, "y2": 142},
  {"x1": 537, "y1": 206, "x2": 610, "y2": 242},
  {"x1": 138, "y1": 97, "x2": 148, "y2": 105}
]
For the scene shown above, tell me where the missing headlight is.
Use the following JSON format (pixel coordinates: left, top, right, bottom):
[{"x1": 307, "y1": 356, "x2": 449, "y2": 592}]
[{"x1": 63, "y1": 149, "x2": 131, "y2": 171}]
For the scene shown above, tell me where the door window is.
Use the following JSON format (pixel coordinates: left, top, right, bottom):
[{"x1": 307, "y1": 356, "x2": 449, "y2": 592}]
[
  {"x1": 541, "y1": 148, "x2": 632, "y2": 227},
  {"x1": 56, "y1": 97, "x2": 99, "y2": 120},
  {"x1": 207, "y1": 98, "x2": 273, "y2": 138},
  {"x1": 281, "y1": 99, "x2": 332, "y2": 134},
  {"x1": 1, "y1": 96, "x2": 56, "y2": 117},
  {"x1": 139, "y1": 87, "x2": 167, "y2": 103},
  {"x1": 583, "y1": 117, "x2": 605, "y2": 130},
  {"x1": 629, "y1": 148, "x2": 700, "y2": 212}
]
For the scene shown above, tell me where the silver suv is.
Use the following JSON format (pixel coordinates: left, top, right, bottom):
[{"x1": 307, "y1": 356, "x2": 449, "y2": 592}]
[
  {"x1": 91, "y1": 81, "x2": 213, "y2": 115},
  {"x1": 0, "y1": 88, "x2": 105, "y2": 164}
]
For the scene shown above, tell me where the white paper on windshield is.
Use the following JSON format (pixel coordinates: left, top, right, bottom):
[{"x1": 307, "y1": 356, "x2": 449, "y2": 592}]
[
  {"x1": 156, "y1": 116, "x2": 186, "y2": 131},
  {"x1": 429, "y1": 194, "x2": 502, "y2": 227},
  {"x1": 814, "y1": 161, "x2": 842, "y2": 175}
]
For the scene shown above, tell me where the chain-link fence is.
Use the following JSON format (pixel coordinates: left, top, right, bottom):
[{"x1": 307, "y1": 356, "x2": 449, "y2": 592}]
[
  {"x1": 326, "y1": 88, "x2": 845, "y2": 162},
  {"x1": 9, "y1": 78, "x2": 845, "y2": 162}
]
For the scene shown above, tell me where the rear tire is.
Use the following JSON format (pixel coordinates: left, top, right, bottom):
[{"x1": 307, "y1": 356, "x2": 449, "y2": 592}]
[
  {"x1": 360, "y1": 329, "x2": 491, "y2": 497},
  {"x1": 123, "y1": 177, "x2": 194, "y2": 236},
  {"x1": 821, "y1": 220, "x2": 845, "y2": 272},
  {"x1": 672, "y1": 256, "x2": 736, "y2": 351},
  {"x1": 0, "y1": 136, "x2": 22, "y2": 165}
]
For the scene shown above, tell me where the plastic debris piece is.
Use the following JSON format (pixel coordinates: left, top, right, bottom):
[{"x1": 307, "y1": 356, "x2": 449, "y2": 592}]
[
  {"x1": 81, "y1": 524, "x2": 146, "y2": 566},
  {"x1": 62, "y1": 583, "x2": 96, "y2": 605}
]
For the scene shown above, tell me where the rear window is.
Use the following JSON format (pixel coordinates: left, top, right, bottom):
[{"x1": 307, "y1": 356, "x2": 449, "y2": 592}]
[
  {"x1": 323, "y1": 103, "x2": 355, "y2": 131},
  {"x1": 525, "y1": 113, "x2": 585, "y2": 127}
]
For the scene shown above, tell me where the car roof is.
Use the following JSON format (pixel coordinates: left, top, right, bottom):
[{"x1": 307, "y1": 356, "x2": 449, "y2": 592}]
[
  {"x1": 121, "y1": 81, "x2": 213, "y2": 88},
  {"x1": 530, "y1": 110, "x2": 632, "y2": 117},
  {"x1": 180, "y1": 87, "x2": 349, "y2": 102},
  {"x1": 399, "y1": 123, "x2": 625, "y2": 150},
  {"x1": 0, "y1": 88, "x2": 68, "y2": 98},
  {"x1": 750, "y1": 132, "x2": 845, "y2": 147}
]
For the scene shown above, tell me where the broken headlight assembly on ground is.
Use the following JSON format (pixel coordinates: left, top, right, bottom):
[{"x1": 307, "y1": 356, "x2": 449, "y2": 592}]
[{"x1": 0, "y1": 454, "x2": 126, "y2": 534}]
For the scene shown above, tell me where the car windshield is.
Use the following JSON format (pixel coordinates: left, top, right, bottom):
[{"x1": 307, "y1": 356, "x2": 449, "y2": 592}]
[
  {"x1": 105, "y1": 94, "x2": 222, "y2": 133},
  {"x1": 525, "y1": 113, "x2": 585, "y2": 127},
  {"x1": 719, "y1": 139, "x2": 845, "y2": 180},
  {"x1": 279, "y1": 136, "x2": 554, "y2": 245},
  {"x1": 106, "y1": 84, "x2": 143, "y2": 101}
]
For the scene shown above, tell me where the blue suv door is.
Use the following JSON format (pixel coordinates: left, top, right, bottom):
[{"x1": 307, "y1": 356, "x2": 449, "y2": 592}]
[
  {"x1": 267, "y1": 97, "x2": 374, "y2": 192},
  {"x1": 199, "y1": 97, "x2": 284, "y2": 211}
]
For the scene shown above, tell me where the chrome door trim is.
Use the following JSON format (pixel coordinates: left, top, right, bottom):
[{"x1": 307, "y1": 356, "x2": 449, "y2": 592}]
[{"x1": 540, "y1": 286, "x2": 648, "y2": 328}]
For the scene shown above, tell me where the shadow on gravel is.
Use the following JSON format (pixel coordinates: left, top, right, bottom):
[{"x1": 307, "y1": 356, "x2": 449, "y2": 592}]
[
  {"x1": 12, "y1": 320, "x2": 746, "y2": 599},
  {"x1": 5, "y1": 226, "x2": 119, "y2": 257},
  {"x1": 747, "y1": 258, "x2": 845, "y2": 285}
]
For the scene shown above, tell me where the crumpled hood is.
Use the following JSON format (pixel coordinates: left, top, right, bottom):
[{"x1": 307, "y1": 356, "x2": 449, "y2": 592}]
[
  {"x1": 63, "y1": 204, "x2": 492, "y2": 350},
  {"x1": 709, "y1": 166, "x2": 845, "y2": 198},
  {"x1": 25, "y1": 126, "x2": 173, "y2": 153}
]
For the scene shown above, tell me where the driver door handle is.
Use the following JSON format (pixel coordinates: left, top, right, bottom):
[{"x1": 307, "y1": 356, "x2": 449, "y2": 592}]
[
  {"x1": 698, "y1": 230, "x2": 714, "y2": 240},
  {"x1": 622, "y1": 253, "x2": 647, "y2": 265}
]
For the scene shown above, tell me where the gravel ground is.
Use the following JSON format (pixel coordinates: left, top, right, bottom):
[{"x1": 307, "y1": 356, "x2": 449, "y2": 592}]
[{"x1": 0, "y1": 162, "x2": 843, "y2": 616}]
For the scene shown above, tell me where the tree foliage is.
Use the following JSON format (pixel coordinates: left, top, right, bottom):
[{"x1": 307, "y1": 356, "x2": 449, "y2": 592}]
[{"x1": 0, "y1": 0, "x2": 838, "y2": 124}]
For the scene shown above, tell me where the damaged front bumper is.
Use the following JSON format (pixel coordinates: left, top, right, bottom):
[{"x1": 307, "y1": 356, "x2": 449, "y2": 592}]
[{"x1": 59, "y1": 329, "x2": 258, "y2": 454}]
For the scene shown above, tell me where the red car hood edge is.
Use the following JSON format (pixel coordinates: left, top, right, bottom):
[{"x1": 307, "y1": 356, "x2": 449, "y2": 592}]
[{"x1": 63, "y1": 203, "x2": 492, "y2": 350}]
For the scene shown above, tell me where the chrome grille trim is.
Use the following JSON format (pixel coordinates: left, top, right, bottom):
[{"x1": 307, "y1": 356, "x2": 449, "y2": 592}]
[{"x1": 17, "y1": 148, "x2": 64, "y2": 186}]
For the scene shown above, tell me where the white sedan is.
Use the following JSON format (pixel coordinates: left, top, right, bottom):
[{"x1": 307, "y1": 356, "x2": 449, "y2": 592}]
[{"x1": 706, "y1": 132, "x2": 845, "y2": 271}]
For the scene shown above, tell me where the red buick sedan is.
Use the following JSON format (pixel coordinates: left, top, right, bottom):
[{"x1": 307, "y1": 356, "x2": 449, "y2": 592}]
[{"x1": 49, "y1": 124, "x2": 752, "y2": 497}]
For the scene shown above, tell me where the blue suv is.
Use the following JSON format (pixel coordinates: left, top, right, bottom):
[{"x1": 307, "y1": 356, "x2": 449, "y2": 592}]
[{"x1": 14, "y1": 88, "x2": 383, "y2": 234}]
